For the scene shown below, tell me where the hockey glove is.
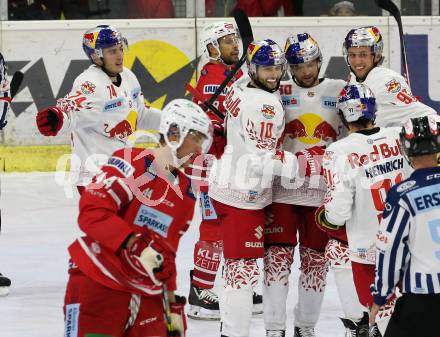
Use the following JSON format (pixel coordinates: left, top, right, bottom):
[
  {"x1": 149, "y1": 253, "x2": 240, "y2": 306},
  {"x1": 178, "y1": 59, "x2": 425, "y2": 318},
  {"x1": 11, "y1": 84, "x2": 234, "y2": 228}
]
[
  {"x1": 295, "y1": 145, "x2": 325, "y2": 178},
  {"x1": 124, "y1": 233, "x2": 176, "y2": 286},
  {"x1": 315, "y1": 205, "x2": 345, "y2": 232},
  {"x1": 36, "y1": 106, "x2": 64, "y2": 136},
  {"x1": 206, "y1": 113, "x2": 226, "y2": 158},
  {"x1": 0, "y1": 96, "x2": 11, "y2": 129},
  {"x1": 169, "y1": 295, "x2": 187, "y2": 337}
]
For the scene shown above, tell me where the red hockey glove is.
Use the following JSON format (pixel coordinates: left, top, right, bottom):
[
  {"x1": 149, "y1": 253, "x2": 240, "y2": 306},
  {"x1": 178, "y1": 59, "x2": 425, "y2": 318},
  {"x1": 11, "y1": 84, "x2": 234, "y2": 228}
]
[
  {"x1": 209, "y1": 119, "x2": 226, "y2": 159},
  {"x1": 315, "y1": 205, "x2": 346, "y2": 240},
  {"x1": 295, "y1": 145, "x2": 325, "y2": 178},
  {"x1": 36, "y1": 106, "x2": 64, "y2": 136},
  {"x1": 169, "y1": 295, "x2": 187, "y2": 337},
  {"x1": 123, "y1": 231, "x2": 176, "y2": 286}
]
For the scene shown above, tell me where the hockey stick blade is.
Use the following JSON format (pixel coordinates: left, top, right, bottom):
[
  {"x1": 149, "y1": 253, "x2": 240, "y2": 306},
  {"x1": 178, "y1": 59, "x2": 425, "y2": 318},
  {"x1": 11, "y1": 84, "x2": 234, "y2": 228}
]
[
  {"x1": 375, "y1": 0, "x2": 411, "y2": 89},
  {"x1": 10, "y1": 71, "x2": 24, "y2": 99},
  {"x1": 206, "y1": 9, "x2": 254, "y2": 109},
  {"x1": 234, "y1": 8, "x2": 254, "y2": 51}
]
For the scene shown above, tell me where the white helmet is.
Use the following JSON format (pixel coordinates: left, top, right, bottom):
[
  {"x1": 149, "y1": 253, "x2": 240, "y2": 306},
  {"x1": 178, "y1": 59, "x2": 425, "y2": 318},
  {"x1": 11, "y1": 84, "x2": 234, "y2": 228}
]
[
  {"x1": 200, "y1": 21, "x2": 238, "y2": 61},
  {"x1": 160, "y1": 99, "x2": 213, "y2": 163}
]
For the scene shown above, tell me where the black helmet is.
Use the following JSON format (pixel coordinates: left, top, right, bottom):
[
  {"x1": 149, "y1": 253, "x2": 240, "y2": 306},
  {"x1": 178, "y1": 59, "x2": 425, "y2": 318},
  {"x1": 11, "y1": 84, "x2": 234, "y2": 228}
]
[{"x1": 400, "y1": 116, "x2": 440, "y2": 158}]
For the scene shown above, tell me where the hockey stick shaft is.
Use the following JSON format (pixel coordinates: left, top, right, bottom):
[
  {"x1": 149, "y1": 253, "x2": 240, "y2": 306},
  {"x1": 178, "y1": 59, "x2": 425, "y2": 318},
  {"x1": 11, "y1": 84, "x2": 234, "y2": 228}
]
[
  {"x1": 375, "y1": 0, "x2": 411, "y2": 90},
  {"x1": 161, "y1": 284, "x2": 176, "y2": 336},
  {"x1": 185, "y1": 83, "x2": 224, "y2": 120},
  {"x1": 10, "y1": 71, "x2": 24, "y2": 99}
]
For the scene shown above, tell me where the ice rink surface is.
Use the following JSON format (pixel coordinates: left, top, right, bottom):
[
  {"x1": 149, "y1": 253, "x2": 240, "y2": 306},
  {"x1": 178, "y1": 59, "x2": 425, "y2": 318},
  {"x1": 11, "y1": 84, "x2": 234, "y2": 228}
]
[{"x1": 0, "y1": 172, "x2": 346, "y2": 337}]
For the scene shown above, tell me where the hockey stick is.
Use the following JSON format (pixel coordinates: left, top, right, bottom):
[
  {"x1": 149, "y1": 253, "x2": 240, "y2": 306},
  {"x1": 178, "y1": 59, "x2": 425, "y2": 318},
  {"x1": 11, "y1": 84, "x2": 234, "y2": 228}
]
[
  {"x1": 10, "y1": 71, "x2": 24, "y2": 99},
  {"x1": 375, "y1": 0, "x2": 411, "y2": 90},
  {"x1": 185, "y1": 83, "x2": 224, "y2": 120},
  {"x1": 162, "y1": 284, "x2": 180, "y2": 337}
]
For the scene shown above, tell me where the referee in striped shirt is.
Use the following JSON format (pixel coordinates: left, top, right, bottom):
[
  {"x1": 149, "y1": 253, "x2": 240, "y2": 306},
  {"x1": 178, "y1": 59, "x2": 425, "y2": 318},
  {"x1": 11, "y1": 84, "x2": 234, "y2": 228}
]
[{"x1": 370, "y1": 115, "x2": 440, "y2": 337}]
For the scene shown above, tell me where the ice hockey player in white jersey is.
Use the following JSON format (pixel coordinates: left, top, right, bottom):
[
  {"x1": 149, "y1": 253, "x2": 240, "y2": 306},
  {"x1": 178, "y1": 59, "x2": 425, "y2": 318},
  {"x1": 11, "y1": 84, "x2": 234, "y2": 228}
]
[
  {"x1": 0, "y1": 52, "x2": 12, "y2": 295},
  {"x1": 36, "y1": 25, "x2": 161, "y2": 191},
  {"x1": 370, "y1": 116, "x2": 440, "y2": 337},
  {"x1": 264, "y1": 33, "x2": 347, "y2": 337},
  {"x1": 316, "y1": 83, "x2": 413, "y2": 337},
  {"x1": 344, "y1": 26, "x2": 438, "y2": 127},
  {"x1": 209, "y1": 39, "x2": 300, "y2": 337}
]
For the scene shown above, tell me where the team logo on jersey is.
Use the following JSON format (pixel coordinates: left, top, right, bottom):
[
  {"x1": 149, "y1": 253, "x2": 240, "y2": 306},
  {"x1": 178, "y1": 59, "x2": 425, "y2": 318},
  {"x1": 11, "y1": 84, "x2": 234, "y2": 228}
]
[
  {"x1": 385, "y1": 79, "x2": 401, "y2": 93},
  {"x1": 396, "y1": 180, "x2": 416, "y2": 192},
  {"x1": 80, "y1": 81, "x2": 95, "y2": 95},
  {"x1": 261, "y1": 104, "x2": 275, "y2": 119},
  {"x1": 134, "y1": 205, "x2": 173, "y2": 237},
  {"x1": 321, "y1": 96, "x2": 337, "y2": 109}
]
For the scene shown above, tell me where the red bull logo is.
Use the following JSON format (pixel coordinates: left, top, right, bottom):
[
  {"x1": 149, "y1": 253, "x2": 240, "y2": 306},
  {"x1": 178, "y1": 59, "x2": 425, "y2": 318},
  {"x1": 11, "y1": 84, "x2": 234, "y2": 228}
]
[
  {"x1": 385, "y1": 79, "x2": 401, "y2": 93},
  {"x1": 80, "y1": 81, "x2": 96, "y2": 95},
  {"x1": 285, "y1": 113, "x2": 337, "y2": 145},
  {"x1": 83, "y1": 32, "x2": 98, "y2": 48},
  {"x1": 261, "y1": 104, "x2": 275, "y2": 119},
  {"x1": 105, "y1": 120, "x2": 133, "y2": 140}
]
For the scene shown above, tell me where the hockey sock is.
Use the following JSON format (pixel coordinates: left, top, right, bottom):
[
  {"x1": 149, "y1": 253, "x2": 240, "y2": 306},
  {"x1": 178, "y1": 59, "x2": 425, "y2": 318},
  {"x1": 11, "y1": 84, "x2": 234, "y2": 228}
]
[
  {"x1": 192, "y1": 240, "x2": 222, "y2": 289},
  {"x1": 325, "y1": 239, "x2": 364, "y2": 319},
  {"x1": 220, "y1": 258, "x2": 259, "y2": 337},
  {"x1": 294, "y1": 246, "x2": 328, "y2": 327},
  {"x1": 263, "y1": 245, "x2": 294, "y2": 331}
]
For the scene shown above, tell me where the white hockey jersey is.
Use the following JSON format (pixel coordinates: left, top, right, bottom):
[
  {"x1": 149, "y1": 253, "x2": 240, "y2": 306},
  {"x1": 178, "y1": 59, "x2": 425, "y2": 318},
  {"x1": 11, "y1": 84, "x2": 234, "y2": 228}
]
[
  {"x1": 56, "y1": 65, "x2": 161, "y2": 186},
  {"x1": 209, "y1": 77, "x2": 285, "y2": 210},
  {"x1": 349, "y1": 66, "x2": 438, "y2": 127},
  {"x1": 322, "y1": 126, "x2": 412, "y2": 264},
  {"x1": 273, "y1": 78, "x2": 346, "y2": 206}
]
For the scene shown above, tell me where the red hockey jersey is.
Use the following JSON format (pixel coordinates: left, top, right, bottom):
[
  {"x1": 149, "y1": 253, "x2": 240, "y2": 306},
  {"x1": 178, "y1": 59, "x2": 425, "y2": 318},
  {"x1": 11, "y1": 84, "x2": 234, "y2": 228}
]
[{"x1": 68, "y1": 147, "x2": 196, "y2": 296}]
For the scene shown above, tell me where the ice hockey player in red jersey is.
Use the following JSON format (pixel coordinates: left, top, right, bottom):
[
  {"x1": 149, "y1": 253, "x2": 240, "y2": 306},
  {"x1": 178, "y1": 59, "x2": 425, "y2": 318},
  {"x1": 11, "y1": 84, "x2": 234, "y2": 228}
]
[
  {"x1": 316, "y1": 84, "x2": 413, "y2": 337},
  {"x1": 188, "y1": 21, "x2": 261, "y2": 321},
  {"x1": 36, "y1": 25, "x2": 161, "y2": 192},
  {"x1": 264, "y1": 33, "x2": 348, "y2": 337},
  {"x1": 63, "y1": 99, "x2": 213, "y2": 337}
]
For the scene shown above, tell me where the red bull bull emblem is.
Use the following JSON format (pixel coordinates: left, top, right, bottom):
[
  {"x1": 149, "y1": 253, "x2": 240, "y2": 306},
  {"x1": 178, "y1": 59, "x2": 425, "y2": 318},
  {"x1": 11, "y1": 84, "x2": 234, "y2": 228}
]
[
  {"x1": 385, "y1": 79, "x2": 401, "y2": 93},
  {"x1": 261, "y1": 104, "x2": 275, "y2": 119},
  {"x1": 83, "y1": 32, "x2": 96, "y2": 47},
  {"x1": 80, "y1": 81, "x2": 96, "y2": 95},
  {"x1": 105, "y1": 120, "x2": 133, "y2": 140},
  {"x1": 285, "y1": 113, "x2": 337, "y2": 144}
]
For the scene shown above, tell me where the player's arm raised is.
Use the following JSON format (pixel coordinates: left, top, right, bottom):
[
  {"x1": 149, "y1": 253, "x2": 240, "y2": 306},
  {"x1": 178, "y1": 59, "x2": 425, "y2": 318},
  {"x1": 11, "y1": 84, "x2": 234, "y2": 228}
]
[{"x1": 36, "y1": 75, "x2": 105, "y2": 136}]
